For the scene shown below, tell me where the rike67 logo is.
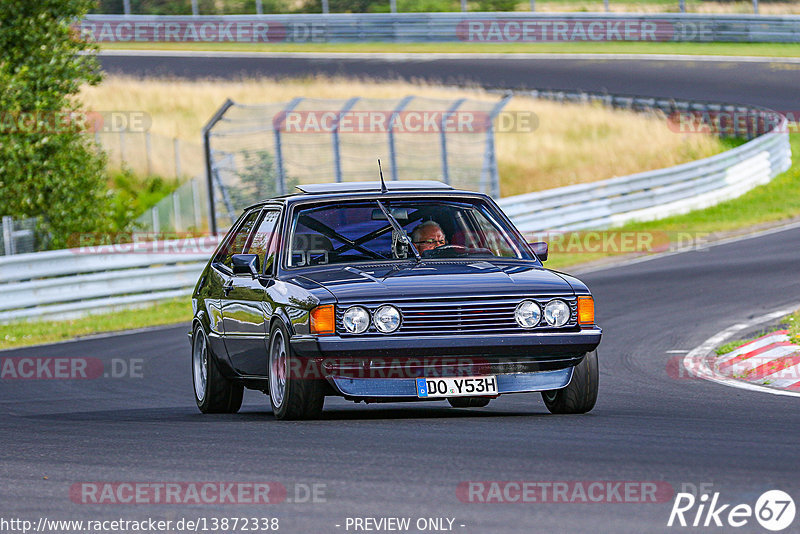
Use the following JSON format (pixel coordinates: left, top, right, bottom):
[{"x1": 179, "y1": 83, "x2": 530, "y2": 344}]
[{"x1": 668, "y1": 489, "x2": 796, "y2": 531}]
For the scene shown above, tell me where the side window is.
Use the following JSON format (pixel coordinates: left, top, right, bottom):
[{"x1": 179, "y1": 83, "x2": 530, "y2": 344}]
[
  {"x1": 214, "y1": 210, "x2": 260, "y2": 269},
  {"x1": 245, "y1": 209, "x2": 280, "y2": 275}
]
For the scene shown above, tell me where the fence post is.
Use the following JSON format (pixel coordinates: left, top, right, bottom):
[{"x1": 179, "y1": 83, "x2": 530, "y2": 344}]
[
  {"x1": 332, "y1": 97, "x2": 360, "y2": 183},
  {"x1": 151, "y1": 206, "x2": 160, "y2": 234},
  {"x1": 256, "y1": 0, "x2": 263, "y2": 15},
  {"x1": 174, "y1": 138, "x2": 182, "y2": 178},
  {"x1": 273, "y1": 97, "x2": 304, "y2": 196},
  {"x1": 123, "y1": 0, "x2": 131, "y2": 15},
  {"x1": 461, "y1": 0, "x2": 467, "y2": 11},
  {"x1": 440, "y1": 98, "x2": 465, "y2": 185},
  {"x1": 388, "y1": 96, "x2": 414, "y2": 181},
  {"x1": 754, "y1": 0, "x2": 759, "y2": 13},
  {"x1": 322, "y1": 0, "x2": 329, "y2": 14},
  {"x1": 2, "y1": 216, "x2": 14, "y2": 256},
  {"x1": 145, "y1": 132, "x2": 152, "y2": 176},
  {"x1": 191, "y1": 0, "x2": 199, "y2": 16},
  {"x1": 202, "y1": 99, "x2": 235, "y2": 235},
  {"x1": 173, "y1": 191, "x2": 182, "y2": 232},
  {"x1": 390, "y1": 0, "x2": 397, "y2": 13},
  {"x1": 482, "y1": 95, "x2": 512, "y2": 199},
  {"x1": 679, "y1": 0, "x2": 685, "y2": 12},
  {"x1": 191, "y1": 178, "x2": 202, "y2": 230},
  {"x1": 119, "y1": 130, "x2": 126, "y2": 166},
  {"x1": 530, "y1": 0, "x2": 535, "y2": 11}
]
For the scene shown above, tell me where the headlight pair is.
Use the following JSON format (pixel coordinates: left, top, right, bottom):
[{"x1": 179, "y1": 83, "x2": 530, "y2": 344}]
[
  {"x1": 515, "y1": 299, "x2": 571, "y2": 328},
  {"x1": 342, "y1": 305, "x2": 401, "y2": 334}
]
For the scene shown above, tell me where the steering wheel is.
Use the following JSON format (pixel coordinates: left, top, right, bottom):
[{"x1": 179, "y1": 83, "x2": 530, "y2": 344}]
[{"x1": 421, "y1": 244, "x2": 468, "y2": 258}]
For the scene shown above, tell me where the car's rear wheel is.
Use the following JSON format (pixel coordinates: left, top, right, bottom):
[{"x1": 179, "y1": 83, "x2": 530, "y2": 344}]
[
  {"x1": 448, "y1": 397, "x2": 491, "y2": 408},
  {"x1": 541, "y1": 350, "x2": 598, "y2": 414},
  {"x1": 192, "y1": 325, "x2": 243, "y2": 414},
  {"x1": 268, "y1": 322, "x2": 325, "y2": 420}
]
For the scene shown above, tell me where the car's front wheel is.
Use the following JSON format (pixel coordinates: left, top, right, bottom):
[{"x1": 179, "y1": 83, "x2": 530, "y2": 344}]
[
  {"x1": 192, "y1": 325, "x2": 243, "y2": 414},
  {"x1": 268, "y1": 322, "x2": 325, "y2": 420},
  {"x1": 541, "y1": 350, "x2": 598, "y2": 414}
]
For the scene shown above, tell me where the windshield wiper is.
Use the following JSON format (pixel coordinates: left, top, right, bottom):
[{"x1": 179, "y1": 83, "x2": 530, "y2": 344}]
[{"x1": 376, "y1": 200, "x2": 421, "y2": 262}]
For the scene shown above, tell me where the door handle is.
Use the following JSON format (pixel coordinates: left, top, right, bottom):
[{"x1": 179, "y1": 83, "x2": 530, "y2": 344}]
[{"x1": 223, "y1": 279, "x2": 234, "y2": 296}]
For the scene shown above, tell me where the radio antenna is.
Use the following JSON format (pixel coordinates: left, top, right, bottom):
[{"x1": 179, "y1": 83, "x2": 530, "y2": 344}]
[{"x1": 378, "y1": 158, "x2": 387, "y2": 193}]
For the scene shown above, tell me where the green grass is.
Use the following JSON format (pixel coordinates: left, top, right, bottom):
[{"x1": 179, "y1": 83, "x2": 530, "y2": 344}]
[
  {"x1": 99, "y1": 41, "x2": 800, "y2": 58},
  {"x1": 0, "y1": 298, "x2": 191, "y2": 351},
  {"x1": 545, "y1": 131, "x2": 800, "y2": 270}
]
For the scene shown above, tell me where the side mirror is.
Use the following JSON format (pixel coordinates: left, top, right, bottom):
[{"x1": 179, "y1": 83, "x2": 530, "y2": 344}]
[
  {"x1": 529, "y1": 241, "x2": 548, "y2": 262},
  {"x1": 232, "y1": 253, "x2": 259, "y2": 276}
]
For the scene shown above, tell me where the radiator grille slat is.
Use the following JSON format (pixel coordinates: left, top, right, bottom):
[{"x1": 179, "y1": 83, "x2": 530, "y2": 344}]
[{"x1": 336, "y1": 296, "x2": 578, "y2": 336}]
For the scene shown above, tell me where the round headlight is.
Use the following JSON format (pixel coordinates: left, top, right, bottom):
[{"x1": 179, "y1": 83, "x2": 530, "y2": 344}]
[
  {"x1": 515, "y1": 300, "x2": 541, "y2": 329},
  {"x1": 373, "y1": 305, "x2": 401, "y2": 333},
  {"x1": 544, "y1": 299, "x2": 570, "y2": 327},
  {"x1": 342, "y1": 306, "x2": 370, "y2": 334}
]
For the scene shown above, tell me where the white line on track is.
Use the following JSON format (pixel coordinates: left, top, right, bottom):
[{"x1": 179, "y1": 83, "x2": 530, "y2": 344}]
[
  {"x1": 683, "y1": 304, "x2": 800, "y2": 398},
  {"x1": 96, "y1": 49, "x2": 800, "y2": 64}
]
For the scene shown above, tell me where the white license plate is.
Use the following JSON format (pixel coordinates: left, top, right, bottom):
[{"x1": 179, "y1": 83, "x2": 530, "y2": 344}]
[{"x1": 416, "y1": 376, "x2": 498, "y2": 398}]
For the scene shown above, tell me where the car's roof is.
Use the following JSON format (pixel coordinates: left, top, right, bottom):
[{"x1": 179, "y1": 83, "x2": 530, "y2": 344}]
[{"x1": 245, "y1": 181, "x2": 487, "y2": 210}]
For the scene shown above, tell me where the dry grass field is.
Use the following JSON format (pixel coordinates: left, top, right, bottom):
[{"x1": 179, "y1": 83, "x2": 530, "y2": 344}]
[{"x1": 80, "y1": 76, "x2": 723, "y2": 196}]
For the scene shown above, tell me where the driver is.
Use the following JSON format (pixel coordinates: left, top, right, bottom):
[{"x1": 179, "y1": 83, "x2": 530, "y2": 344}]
[{"x1": 411, "y1": 221, "x2": 447, "y2": 253}]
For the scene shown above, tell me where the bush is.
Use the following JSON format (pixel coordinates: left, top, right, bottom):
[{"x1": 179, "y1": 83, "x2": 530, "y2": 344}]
[{"x1": 0, "y1": 0, "x2": 113, "y2": 249}]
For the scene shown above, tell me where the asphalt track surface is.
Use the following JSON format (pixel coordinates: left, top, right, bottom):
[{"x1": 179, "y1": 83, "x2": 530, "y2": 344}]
[
  {"x1": 2, "y1": 54, "x2": 800, "y2": 533},
  {"x1": 99, "y1": 52, "x2": 800, "y2": 109}
]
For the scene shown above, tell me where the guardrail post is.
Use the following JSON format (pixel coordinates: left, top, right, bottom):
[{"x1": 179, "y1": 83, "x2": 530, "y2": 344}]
[
  {"x1": 390, "y1": 0, "x2": 397, "y2": 13},
  {"x1": 322, "y1": 0, "x2": 329, "y2": 14},
  {"x1": 388, "y1": 96, "x2": 414, "y2": 181},
  {"x1": 191, "y1": 0, "x2": 199, "y2": 16},
  {"x1": 2, "y1": 216, "x2": 14, "y2": 256},
  {"x1": 753, "y1": 0, "x2": 759, "y2": 13},
  {"x1": 332, "y1": 97, "x2": 360, "y2": 183},
  {"x1": 123, "y1": 0, "x2": 130, "y2": 15},
  {"x1": 273, "y1": 97, "x2": 304, "y2": 196},
  {"x1": 604, "y1": 0, "x2": 610, "y2": 11},
  {"x1": 440, "y1": 98, "x2": 465, "y2": 185},
  {"x1": 461, "y1": 0, "x2": 467, "y2": 11},
  {"x1": 679, "y1": 0, "x2": 685, "y2": 12},
  {"x1": 256, "y1": 0, "x2": 263, "y2": 15},
  {"x1": 530, "y1": 0, "x2": 535, "y2": 11}
]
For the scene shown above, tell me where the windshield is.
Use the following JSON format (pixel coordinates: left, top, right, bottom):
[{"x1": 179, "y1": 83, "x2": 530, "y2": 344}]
[{"x1": 286, "y1": 198, "x2": 529, "y2": 267}]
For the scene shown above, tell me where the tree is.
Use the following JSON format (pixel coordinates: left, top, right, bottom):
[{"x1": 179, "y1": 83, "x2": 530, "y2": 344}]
[{"x1": 0, "y1": 0, "x2": 112, "y2": 249}]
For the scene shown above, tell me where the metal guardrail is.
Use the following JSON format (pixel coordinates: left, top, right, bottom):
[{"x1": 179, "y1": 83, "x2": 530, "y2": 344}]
[
  {"x1": 81, "y1": 13, "x2": 800, "y2": 43},
  {"x1": 0, "y1": 238, "x2": 219, "y2": 322}
]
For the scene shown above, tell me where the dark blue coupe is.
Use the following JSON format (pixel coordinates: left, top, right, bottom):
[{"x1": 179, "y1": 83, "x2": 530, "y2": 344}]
[{"x1": 190, "y1": 181, "x2": 601, "y2": 419}]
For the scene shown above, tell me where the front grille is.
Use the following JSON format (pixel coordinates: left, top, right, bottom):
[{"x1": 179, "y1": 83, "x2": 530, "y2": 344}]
[{"x1": 336, "y1": 296, "x2": 578, "y2": 336}]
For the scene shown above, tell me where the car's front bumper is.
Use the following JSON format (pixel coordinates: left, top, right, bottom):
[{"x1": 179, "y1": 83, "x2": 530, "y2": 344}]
[
  {"x1": 290, "y1": 327, "x2": 602, "y2": 359},
  {"x1": 328, "y1": 367, "x2": 574, "y2": 399}
]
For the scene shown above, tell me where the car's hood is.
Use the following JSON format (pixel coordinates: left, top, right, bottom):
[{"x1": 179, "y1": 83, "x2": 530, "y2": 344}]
[{"x1": 296, "y1": 261, "x2": 575, "y2": 303}]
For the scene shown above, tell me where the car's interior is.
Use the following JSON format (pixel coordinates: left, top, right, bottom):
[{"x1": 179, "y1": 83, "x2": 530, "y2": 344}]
[{"x1": 287, "y1": 199, "x2": 523, "y2": 267}]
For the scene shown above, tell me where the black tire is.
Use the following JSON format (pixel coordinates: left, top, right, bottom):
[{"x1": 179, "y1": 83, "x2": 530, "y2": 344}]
[
  {"x1": 448, "y1": 397, "x2": 491, "y2": 408},
  {"x1": 268, "y1": 322, "x2": 325, "y2": 420},
  {"x1": 192, "y1": 325, "x2": 243, "y2": 414},
  {"x1": 542, "y1": 350, "x2": 598, "y2": 414}
]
